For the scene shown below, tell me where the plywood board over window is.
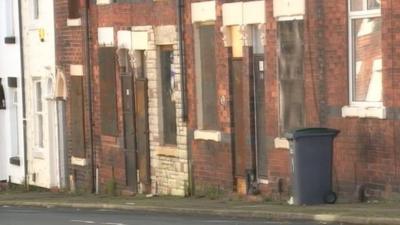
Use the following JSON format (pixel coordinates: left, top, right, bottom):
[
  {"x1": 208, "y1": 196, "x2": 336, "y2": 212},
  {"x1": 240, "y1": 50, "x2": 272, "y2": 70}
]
[
  {"x1": 68, "y1": 0, "x2": 81, "y2": 19},
  {"x1": 195, "y1": 24, "x2": 219, "y2": 130},
  {"x1": 278, "y1": 20, "x2": 305, "y2": 134},
  {"x1": 70, "y1": 76, "x2": 85, "y2": 157},
  {"x1": 99, "y1": 47, "x2": 118, "y2": 136}
]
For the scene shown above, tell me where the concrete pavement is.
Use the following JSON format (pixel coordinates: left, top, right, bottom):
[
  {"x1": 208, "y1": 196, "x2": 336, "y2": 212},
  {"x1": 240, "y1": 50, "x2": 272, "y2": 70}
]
[
  {"x1": 0, "y1": 192, "x2": 399, "y2": 225},
  {"x1": 0, "y1": 206, "x2": 337, "y2": 225}
]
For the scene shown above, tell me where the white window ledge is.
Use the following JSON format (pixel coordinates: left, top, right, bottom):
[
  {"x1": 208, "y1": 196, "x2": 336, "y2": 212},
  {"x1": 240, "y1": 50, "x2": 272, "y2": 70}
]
[
  {"x1": 276, "y1": 16, "x2": 304, "y2": 21},
  {"x1": 258, "y1": 178, "x2": 269, "y2": 185},
  {"x1": 67, "y1": 18, "x2": 82, "y2": 27},
  {"x1": 71, "y1": 156, "x2": 87, "y2": 166},
  {"x1": 274, "y1": 137, "x2": 290, "y2": 149},
  {"x1": 70, "y1": 64, "x2": 84, "y2": 76},
  {"x1": 155, "y1": 146, "x2": 178, "y2": 158},
  {"x1": 96, "y1": 0, "x2": 112, "y2": 5},
  {"x1": 341, "y1": 105, "x2": 386, "y2": 119},
  {"x1": 194, "y1": 129, "x2": 222, "y2": 142}
]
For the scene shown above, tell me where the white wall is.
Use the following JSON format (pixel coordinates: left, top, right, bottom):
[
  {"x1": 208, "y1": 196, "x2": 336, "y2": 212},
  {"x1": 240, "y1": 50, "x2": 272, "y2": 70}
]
[
  {"x1": 0, "y1": 0, "x2": 26, "y2": 184},
  {"x1": 22, "y1": 0, "x2": 59, "y2": 188}
]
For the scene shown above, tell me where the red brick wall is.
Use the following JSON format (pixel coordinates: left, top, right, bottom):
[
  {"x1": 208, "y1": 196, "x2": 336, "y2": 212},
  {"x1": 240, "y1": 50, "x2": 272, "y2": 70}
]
[
  {"x1": 185, "y1": 0, "x2": 235, "y2": 193},
  {"x1": 90, "y1": 1, "x2": 178, "y2": 193},
  {"x1": 55, "y1": 0, "x2": 93, "y2": 191},
  {"x1": 185, "y1": 0, "x2": 400, "y2": 200},
  {"x1": 55, "y1": 1, "x2": 178, "y2": 193}
]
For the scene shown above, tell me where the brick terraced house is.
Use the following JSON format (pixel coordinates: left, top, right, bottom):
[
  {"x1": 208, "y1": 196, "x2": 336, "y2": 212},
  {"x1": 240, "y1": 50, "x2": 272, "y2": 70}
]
[
  {"x1": 55, "y1": 0, "x2": 189, "y2": 195},
  {"x1": 1, "y1": 0, "x2": 398, "y2": 202},
  {"x1": 184, "y1": 0, "x2": 400, "y2": 201}
]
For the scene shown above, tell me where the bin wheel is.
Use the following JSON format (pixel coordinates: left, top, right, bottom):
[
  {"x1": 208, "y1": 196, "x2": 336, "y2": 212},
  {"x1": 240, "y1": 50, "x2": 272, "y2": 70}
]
[{"x1": 324, "y1": 191, "x2": 337, "y2": 204}]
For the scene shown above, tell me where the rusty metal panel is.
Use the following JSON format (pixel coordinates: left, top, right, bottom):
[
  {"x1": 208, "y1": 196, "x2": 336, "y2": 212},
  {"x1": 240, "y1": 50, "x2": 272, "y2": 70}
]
[
  {"x1": 135, "y1": 78, "x2": 151, "y2": 192},
  {"x1": 199, "y1": 25, "x2": 219, "y2": 130},
  {"x1": 70, "y1": 76, "x2": 85, "y2": 157},
  {"x1": 253, "y1": 55, "x2": 268, "y2": 177},
  {"x1": 121, "y1": 75, "x2": 135, "y2": 149},
  {"x1": 278, "y1": 20, "x2": 305, "y2": 134},
  {"x1": 231, "y1": 59, "x2": 248, "y2": 177},
  {"x1": 160, "y1": 48, "x2": 177, "y2": 145},
  {"x1": 99, "y1": 47, "x2": 118, "y2": 136}
]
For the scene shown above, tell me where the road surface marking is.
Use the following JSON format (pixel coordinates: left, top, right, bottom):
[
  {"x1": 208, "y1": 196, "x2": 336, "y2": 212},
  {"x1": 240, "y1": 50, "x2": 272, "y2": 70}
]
[
  {"x1": 102, "y1": 223, "x2": 126, "y2": 225},
  {"x1": 70, "y1": 220, "x2": 95, "y2": 224}
]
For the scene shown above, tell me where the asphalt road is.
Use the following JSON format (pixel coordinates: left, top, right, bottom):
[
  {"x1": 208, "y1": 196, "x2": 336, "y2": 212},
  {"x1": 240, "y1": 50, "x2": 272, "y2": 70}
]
[{"x1": 0, "y1": 206, "x2": 339, "y2": 225}]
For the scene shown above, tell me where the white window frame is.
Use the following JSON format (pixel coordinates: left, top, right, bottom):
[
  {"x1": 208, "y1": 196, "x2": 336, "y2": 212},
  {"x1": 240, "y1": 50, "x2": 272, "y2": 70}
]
[
  {"x1": 348, "y1": 0, "x2": 382, "y2": 107},
  {"x1": 33, "y1": 80, "x2": 44, "y2": 150}
]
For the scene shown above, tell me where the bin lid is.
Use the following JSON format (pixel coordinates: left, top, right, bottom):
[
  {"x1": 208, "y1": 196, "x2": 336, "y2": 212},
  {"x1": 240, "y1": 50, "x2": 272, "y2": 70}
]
[{"x1": 285, "y1": 128, "x2": 340, "y2": 140}]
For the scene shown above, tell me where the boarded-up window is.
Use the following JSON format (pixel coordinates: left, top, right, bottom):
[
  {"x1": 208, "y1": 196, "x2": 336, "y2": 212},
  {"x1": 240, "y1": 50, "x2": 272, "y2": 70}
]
[
  {"x1": 99, "y1": 47, "x2": 118, "y2": 136},
  {"x1": 160, "y1": 46, "x2": 177, "y2": 145},
  {"x1": 70, "y1": 76, "x2": 85, "y2": 157},
  {"x1": 68, "y1": 0, "x2": 81, "y2": 19},
  {"x1": 278, "y1": 20, "x2": 305, "y2": 134},
  {"x1": 195, "y1": 24, "x2": 219, "y2": 130}
]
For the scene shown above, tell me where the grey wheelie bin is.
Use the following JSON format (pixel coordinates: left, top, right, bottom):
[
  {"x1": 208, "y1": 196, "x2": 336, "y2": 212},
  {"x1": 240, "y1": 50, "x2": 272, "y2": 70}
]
[{"x1": 285, "y1": 128, "x2": 340, "y2": 205}]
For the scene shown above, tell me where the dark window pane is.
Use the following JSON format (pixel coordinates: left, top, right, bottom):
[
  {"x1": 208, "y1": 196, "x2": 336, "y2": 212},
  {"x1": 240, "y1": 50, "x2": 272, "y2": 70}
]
[
  {"x1": 0, "y1": 78, "x2": 6, "y2": 109},
  {"x1": 160, "y1": 46, "x2": 177, "y2": 145}
]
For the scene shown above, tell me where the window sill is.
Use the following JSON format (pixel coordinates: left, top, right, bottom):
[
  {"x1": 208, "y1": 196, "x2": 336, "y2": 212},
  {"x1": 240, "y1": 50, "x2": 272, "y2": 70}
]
[
  {"x1": 341, "y1": 105, "x2": 386, "y2": 119},
  {"x1": 71, "y1": 156, "x2": 87, "y2": 166},
  {"x1": 274, "y1": 137, "x2": 290, "y2": 150},
  {"x1": 67, "y1": 18, "x2": 82, "y2": 27},
  {"x1": 96, "y1": 0, "x2": 112, "y2": 5},
  {"x1": 155, "y1": 146, "x2": 178, "y2": 158},
  {"x1": 194, "y1": 129, "x2": 222, "y2": 142},
  {"x1": 9, "y1": 156, "x2": 21, "y2": 166}
]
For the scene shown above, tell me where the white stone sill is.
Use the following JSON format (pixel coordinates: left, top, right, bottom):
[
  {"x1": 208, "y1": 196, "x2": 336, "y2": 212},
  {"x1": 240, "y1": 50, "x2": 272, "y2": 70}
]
[
  {"x1": 71, "y1": 156, "x2": 87, "y2": 166},
  {"x1": 96, "y1": 0, "x2": 112, "y2": 5},
  {"x1": 67, "y1": 18, "x2": 82, "y2": 27},
  {"x1": 155, "y1": 146, "x2": 179, "y2": 158},
  {"x1": 194, "y1": 129, "x2": 222, "y2": 142},
  {"x1": 274, "y1": 137, "x2": 290, "y2": 150},
  {"x1": 341, "y1": 105, "x2": 386, "y2": 119}
]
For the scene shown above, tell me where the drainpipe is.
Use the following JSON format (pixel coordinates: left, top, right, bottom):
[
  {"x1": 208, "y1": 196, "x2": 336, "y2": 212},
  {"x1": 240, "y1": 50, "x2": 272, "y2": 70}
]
[
  {"x1": 83, "y1": 0, "x2": 96, "y2": 193},
  {"x1": 17, "y1": 0, "x2": 28, "y2": 189},
  {"x1": 176, "y1": 0, "x2": 194, "y2": 195},
  {"x1": 177, "y1": 0, "x2": 187, "y2": 122}
]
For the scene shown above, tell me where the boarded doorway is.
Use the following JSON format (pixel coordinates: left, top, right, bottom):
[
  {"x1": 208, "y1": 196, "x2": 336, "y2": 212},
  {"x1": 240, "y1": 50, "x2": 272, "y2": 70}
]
[{"x1": 134, "y1": 51, "x2": 151, "y2": 193}]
